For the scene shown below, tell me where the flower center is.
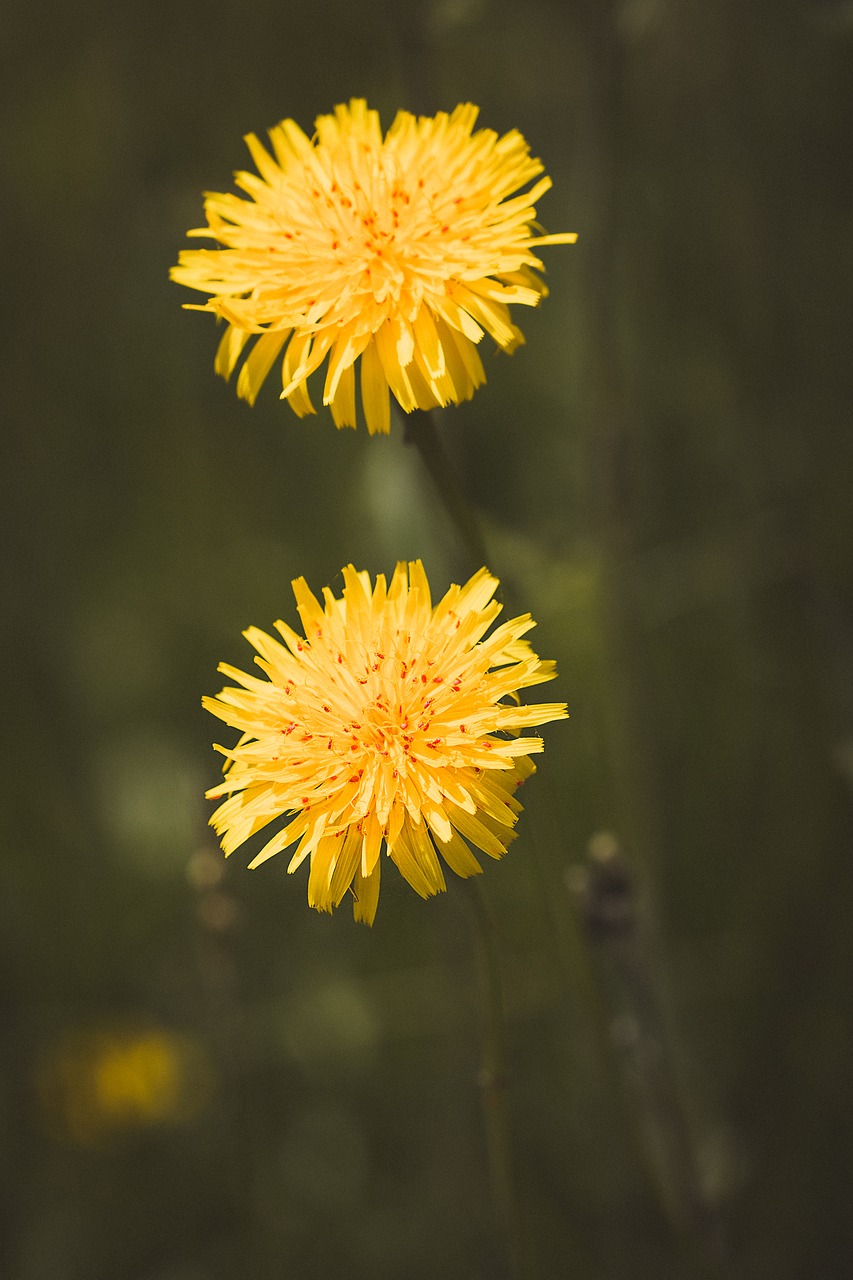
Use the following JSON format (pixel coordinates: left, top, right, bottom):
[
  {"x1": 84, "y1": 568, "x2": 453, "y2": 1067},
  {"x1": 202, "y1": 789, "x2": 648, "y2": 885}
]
[{"x1": 314, "y1": 165, "x2": 450, "y2": 307}]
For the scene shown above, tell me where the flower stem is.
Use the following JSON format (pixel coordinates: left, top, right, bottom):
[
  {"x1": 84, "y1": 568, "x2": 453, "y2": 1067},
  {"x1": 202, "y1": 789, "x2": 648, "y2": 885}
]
[
  {"x1": 575, "y1": 833, "x2": 728, "y2": 1268},
  {"x1": 404, "y1": 409, "x2": 491, "y2": 573},
  {"x1": 463, "y1": 877, "x2": 526, "y2": 1280}
]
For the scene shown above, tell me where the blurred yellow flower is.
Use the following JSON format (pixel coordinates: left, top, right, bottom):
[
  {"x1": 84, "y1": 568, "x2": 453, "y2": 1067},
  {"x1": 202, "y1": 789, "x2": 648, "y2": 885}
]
[
  {"x1": 204, "y1": 562, "x2": 567, "y2": 923},
  {"x1": 172, "y1": 100, "x2": 576, "y2": 432},
  {"x1": 36, "y1": 1027, "x2": 213, "y2": 1145}
]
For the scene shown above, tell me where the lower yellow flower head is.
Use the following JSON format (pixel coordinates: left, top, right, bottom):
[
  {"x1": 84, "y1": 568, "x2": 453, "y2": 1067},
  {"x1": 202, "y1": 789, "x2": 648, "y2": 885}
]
[
  {"x1": 172, "y1": 100, "x2": 576, "y2": 432},
  {"x1": 204, "y1": 562, "x2": 567, "y2": 924}
]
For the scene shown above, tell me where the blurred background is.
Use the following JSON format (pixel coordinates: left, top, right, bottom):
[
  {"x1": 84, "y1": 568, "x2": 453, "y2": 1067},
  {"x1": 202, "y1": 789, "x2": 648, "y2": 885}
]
[{"x1": 3, "y1": 0, "x2": 852, "y2": 1276}]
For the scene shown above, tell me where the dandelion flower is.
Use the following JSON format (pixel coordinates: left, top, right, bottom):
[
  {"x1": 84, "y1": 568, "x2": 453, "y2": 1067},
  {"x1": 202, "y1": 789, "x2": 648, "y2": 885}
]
[
  {"x1": 204, "y1": 562, "x2": 567, "y2": 924},
  {"x1": 172, "y1": 100, "x2": 576, "y2": 432}
]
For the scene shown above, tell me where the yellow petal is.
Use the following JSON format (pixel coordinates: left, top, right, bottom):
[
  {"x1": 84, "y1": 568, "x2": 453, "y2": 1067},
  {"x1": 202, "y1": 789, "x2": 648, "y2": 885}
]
[
  {"x1": 236, "y1": 330, "x2": 289, "y2": 405},
  {"x1": 360, "y1": 339, "x2": 391, "y2": 435}
]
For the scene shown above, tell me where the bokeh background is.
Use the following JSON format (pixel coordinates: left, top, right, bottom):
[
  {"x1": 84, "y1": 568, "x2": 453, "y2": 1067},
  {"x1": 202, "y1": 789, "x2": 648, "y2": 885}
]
[{"x1": 3, "y1": 1, "x2": 852, "y2": 1277}]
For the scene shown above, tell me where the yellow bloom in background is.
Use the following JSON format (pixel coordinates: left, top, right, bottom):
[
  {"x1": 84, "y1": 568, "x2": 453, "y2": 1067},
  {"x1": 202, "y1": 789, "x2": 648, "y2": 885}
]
[
  {"x1": 172, "y1": 100, "x2": 576, "y2": 433},
  {"x1": 204, "y1": 562, "x2": 567, "y2": 924},
  {"x1": 36, "y1": 1027, "x2": 213, "y2": 1145}
]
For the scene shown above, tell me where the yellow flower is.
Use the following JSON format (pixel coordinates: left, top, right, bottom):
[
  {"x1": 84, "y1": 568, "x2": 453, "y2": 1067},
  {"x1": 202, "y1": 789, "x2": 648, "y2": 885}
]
[
  {"x1": 204, "y1": 562, "x2": 567, "y2": 924},
  {"x1": 36, "y1": 1027, "x2": 213, "y2": 1145},
  {"x1": 172, "y1": 100, "x2": 576, "y2": 433}
]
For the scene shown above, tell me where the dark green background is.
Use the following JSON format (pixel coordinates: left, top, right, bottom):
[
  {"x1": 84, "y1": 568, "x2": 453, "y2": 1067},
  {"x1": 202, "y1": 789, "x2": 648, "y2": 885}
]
[{"x1": 3, "y1": 1, "x2": 852, "y2": 1277}]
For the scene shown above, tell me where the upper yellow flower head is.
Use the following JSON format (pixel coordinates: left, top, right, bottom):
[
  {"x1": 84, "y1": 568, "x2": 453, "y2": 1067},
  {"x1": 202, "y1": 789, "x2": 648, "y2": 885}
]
[
  {"x1": 204, "y1": 561, "x2": 567, "y2": 923},
  {"x1": 172, "y1": 100, "x2": 576, "y2": 433}
]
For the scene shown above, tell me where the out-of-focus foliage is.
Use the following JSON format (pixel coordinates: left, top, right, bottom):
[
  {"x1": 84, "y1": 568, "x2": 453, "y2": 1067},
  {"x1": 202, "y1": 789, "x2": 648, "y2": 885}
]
[{"x1": 2, "y1": 1, "x2": 851, "y2": 1277}]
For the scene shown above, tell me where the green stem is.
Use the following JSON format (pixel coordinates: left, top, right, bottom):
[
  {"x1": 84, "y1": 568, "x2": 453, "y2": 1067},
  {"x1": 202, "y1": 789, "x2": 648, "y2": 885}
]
[
  {"x1": 463, "y1": 877, "x2": 526, "y2": 1280},
  {"x1": 527, "y1": 782, "x2": 669, "y2": 1224},
  {"x1": 578, "y1": 834, "x2": 728, "y2": 1270},
  {"x1": 403, "y1": 408, "x2": 491, "y2": 573}
]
